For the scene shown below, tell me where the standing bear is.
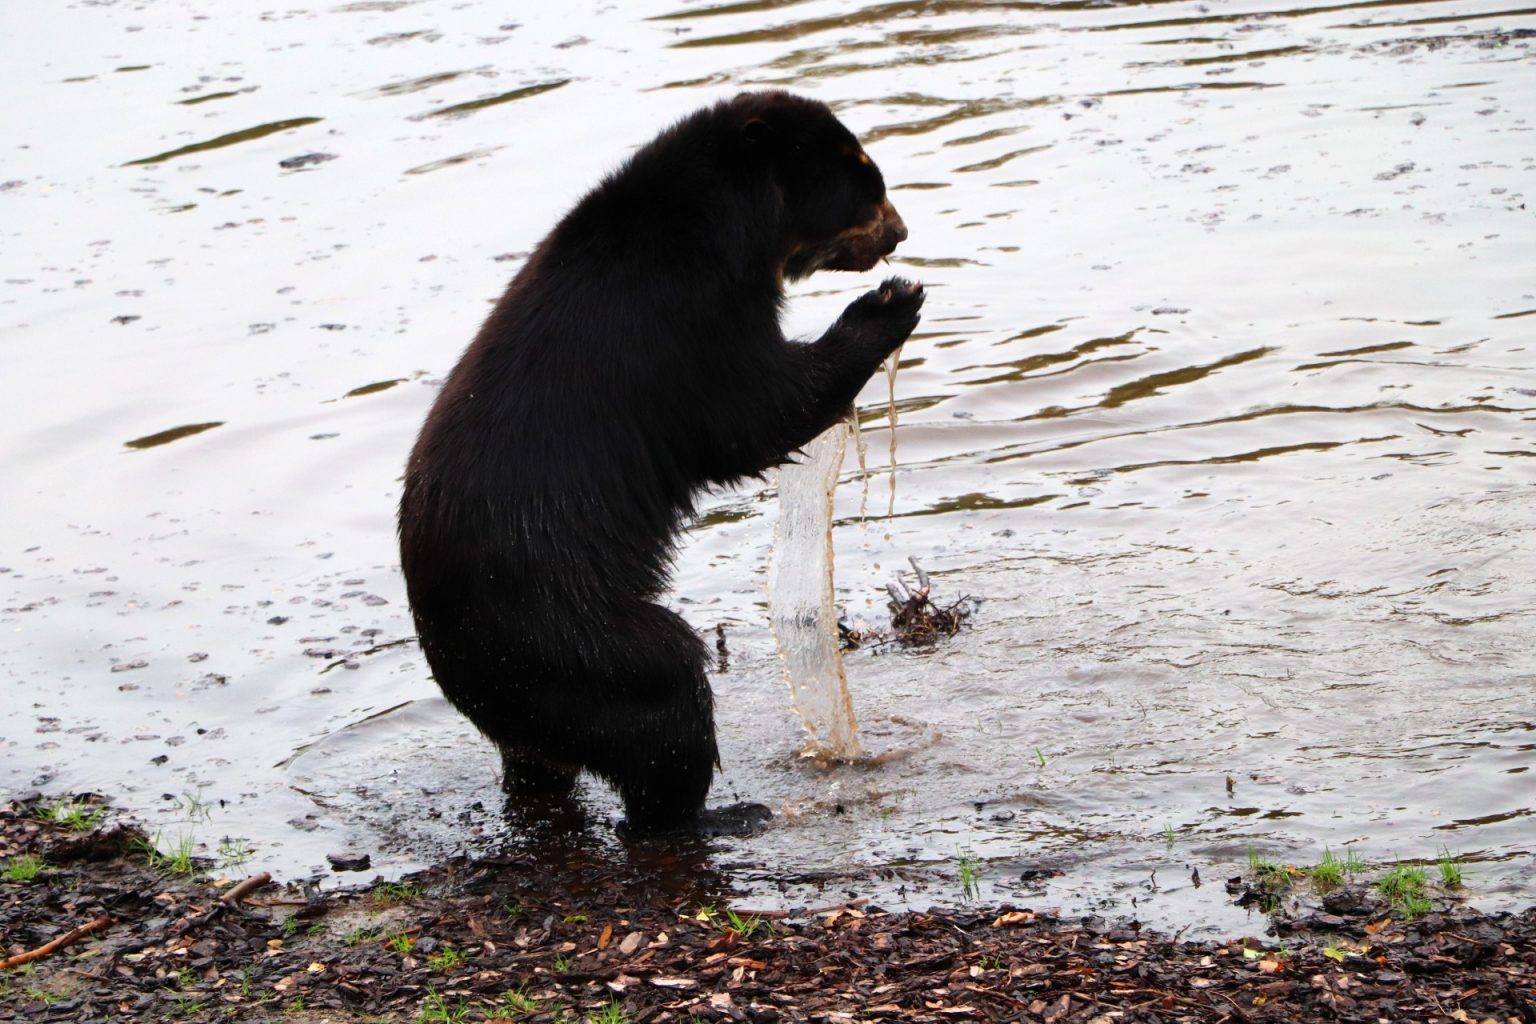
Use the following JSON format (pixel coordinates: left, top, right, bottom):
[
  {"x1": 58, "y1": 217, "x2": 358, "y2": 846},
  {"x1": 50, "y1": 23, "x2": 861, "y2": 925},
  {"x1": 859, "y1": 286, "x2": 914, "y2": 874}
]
[{"x1": 399, "y1": 91, "x2": 923, "y2": 832}]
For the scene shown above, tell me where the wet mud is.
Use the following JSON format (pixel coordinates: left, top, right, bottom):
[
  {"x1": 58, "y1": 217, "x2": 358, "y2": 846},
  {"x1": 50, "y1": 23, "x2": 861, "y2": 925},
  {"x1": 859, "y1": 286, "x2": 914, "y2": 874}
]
[{"x1": 4, "y1": 799, "x2": 1534, "y2": 1022}]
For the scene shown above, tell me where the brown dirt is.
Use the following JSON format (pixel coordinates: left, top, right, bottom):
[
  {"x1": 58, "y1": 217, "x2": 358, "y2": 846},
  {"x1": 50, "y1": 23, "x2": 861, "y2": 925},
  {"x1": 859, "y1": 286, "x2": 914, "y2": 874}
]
[{"x1": 2, "y1": 796, "x2": 1533, "y2": 1023}]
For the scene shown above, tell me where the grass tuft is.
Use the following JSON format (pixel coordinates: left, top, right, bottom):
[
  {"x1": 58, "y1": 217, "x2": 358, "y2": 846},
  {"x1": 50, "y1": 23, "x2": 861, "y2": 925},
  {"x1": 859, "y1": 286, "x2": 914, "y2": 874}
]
[
  {"x1": 2, "y1": 854, "x2": 46, "y2": 883},
  {"x1": 958, "y1": 849, "x2": 981, "y2": 902}
]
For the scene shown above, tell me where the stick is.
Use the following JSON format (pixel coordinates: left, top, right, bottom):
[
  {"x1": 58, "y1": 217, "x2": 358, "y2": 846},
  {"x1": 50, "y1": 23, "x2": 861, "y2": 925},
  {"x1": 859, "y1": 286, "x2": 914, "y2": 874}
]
[
  {"x1": 0, "y1": 915, "x2": 114, "y2": 970},
  {"x1": 219, "y1": 871, "x2": 271, "y2": 905},
  {"x1": 727, "y1": 898, "x2": 870, "y2": 920}
]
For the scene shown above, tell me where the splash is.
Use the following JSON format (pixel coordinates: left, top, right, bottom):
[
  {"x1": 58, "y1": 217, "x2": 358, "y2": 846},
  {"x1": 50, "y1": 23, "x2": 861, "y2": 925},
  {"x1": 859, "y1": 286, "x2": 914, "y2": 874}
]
[
  {"x1": 768, "y1": 422, "x2": 864, "y2": 761},
  {"x1": 769, "y1": 352, "x2": 904, "y2": 762}
]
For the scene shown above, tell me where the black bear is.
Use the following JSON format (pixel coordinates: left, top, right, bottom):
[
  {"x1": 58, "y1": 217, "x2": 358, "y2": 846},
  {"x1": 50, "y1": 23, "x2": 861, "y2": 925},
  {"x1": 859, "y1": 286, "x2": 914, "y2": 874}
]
[{"x1": 398, "y1": 91, "x2": 923, "y2": 832}]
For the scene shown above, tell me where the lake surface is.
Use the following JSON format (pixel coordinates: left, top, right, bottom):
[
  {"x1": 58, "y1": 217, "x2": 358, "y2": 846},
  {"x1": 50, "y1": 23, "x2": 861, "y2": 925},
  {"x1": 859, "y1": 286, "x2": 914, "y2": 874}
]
[{"x1": 2, "y1": 0, "x2": 1533, "y2": 935}]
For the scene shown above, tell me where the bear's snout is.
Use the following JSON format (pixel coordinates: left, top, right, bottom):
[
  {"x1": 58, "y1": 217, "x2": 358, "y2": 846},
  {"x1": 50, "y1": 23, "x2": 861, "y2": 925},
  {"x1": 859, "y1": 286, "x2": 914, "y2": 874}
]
[
  {"x1": 797, "y1": 195, "x2": 909, "y2": 278},
  {"x1": 878, "y1": 198, "x2": 908, "y2": 248}
]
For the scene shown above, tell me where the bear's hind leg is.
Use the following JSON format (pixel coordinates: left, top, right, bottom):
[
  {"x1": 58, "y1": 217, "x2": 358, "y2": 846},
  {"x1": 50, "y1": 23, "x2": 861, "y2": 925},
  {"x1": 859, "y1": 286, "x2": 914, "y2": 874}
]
[
  {"x1": 590, "y1": 661, "x2": 771, "y2": 836},
  {"x1": 559, "y1": 601, "x2": 767, "y2": 834},
  {"x1": 500, "y1": 746, "x2": 579, "y2": 797}
]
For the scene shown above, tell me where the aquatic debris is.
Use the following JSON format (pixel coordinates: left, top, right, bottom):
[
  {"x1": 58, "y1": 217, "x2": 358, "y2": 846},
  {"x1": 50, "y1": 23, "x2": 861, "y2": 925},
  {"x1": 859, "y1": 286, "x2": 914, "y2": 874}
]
[
  {"x1": 278, "y1": 152, "x2": 337, "y2": 169},
  {"x1": 841, "y1": 557, "x2": 975, "y2": 649}
]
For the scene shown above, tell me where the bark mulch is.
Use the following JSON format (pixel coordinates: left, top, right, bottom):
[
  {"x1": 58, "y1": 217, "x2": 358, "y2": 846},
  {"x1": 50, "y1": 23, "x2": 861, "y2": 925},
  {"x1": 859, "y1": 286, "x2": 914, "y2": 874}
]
[{"x1": 2, "y1": 796, "x2": 1532, "y2": 1023}]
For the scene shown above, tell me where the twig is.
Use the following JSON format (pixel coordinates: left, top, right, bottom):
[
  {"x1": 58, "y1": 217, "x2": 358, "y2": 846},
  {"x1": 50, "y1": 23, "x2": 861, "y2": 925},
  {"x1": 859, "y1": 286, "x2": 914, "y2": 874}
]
[
  {"x1": 727, "y1": 897, "x2": 870, "y2": 920},
  {"x1": 320, "y1": 636, "x2": 416, "y2": 674},
  {"x1": 219, "y1": 871, "x2": 272, "y2": 905},
  {"x1": 0, "y1": 915, "x2": 115, "y2": 970}
]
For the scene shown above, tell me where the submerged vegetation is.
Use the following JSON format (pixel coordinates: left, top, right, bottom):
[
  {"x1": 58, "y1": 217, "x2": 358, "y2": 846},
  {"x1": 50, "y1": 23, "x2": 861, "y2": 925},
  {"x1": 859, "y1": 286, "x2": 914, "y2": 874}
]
[{"x1": 1237, "y1": 845, "x2": 1469, "y2": 920}]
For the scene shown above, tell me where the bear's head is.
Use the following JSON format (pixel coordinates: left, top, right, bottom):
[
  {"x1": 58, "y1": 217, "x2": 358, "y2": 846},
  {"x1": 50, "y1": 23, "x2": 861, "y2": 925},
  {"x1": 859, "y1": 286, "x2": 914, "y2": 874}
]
[{"x1": 730, "y1": 91, "x2": 908, "y2": 283}]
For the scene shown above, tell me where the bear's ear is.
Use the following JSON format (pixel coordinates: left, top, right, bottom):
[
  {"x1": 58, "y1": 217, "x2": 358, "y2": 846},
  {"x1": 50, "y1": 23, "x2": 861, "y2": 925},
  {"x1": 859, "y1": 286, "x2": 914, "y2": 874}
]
[{"x1": 742, "y1": 117, "x2": 778, "y2": 154}]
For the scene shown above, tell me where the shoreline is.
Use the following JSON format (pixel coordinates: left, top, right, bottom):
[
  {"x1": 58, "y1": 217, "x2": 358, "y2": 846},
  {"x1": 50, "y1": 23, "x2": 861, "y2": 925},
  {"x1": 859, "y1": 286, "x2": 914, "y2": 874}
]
[{"x1": 3, "y1": 795, "x2": 1532, "y2": 1022}]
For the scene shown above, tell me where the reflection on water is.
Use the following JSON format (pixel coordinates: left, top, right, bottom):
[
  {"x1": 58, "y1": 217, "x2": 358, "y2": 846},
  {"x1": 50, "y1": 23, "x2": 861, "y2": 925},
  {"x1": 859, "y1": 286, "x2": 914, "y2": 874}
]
[
  {"x1": 0, "y1": 0, "x2": 1532, "y2": 933},
  {"x1": 123, "y1": 117, "x2": 325, "y2": 167}
]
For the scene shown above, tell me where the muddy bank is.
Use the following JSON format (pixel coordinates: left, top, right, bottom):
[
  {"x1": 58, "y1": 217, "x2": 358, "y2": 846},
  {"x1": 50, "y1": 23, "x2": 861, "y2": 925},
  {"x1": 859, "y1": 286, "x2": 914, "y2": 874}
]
[{"x1": 3, "y1": 798, "x2": 1532, "y2": 1023}]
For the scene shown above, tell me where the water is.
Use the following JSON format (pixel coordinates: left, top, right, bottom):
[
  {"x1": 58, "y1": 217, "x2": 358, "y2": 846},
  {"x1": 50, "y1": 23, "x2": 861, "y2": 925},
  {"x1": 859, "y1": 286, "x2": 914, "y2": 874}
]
[{"x1": 2, "y1": 0, "x2": 1533, "y2": 935}]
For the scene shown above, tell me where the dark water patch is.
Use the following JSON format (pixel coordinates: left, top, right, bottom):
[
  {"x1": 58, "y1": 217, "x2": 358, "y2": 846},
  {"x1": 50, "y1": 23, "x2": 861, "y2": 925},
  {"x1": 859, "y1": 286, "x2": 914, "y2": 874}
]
[
  {"x1": 1104, "y1": 81, "x2": 1279, "y2": 97},
  {"x1": 1105, "y1": 436, "x2": 1400, "y2": 475},
  {"x1": 1317, "y1": 341, "x2": 1415, "y2": 356},
  {"x1": 1142, "y1": 36, "x2": 1239, "y2": 46},
  {"x1": 1334, "y1": 6, "x2": 1536, "y2": 29},
  {"x1": 756, "y1": 48, "x2": 1005, "y2": 85},
  {"x1": 1152, "y1": 45, "x2": 1316, "y2": 67},
  {"x1": 335, "y1": 0, "x2": 421, "y2": 12},
  {"x1": 1085, "y1": 0, "x2": 1480, "y2": 33},
  {"x1": 279, "y1": 153, "x2": 337, "y2": 170},
  {"x1": 854, "y1": 394, "x2": 946, "y2": 426},
  {"x1": 1493, "y1": 308, "x2": 1536, "y2": 320},
  {"x1": 959, "y1": 333, "x2": 1137, "y2": 387},
  {"x1": 115, "y1": 65, "x2": 152, "y2": 73},
  {"x1": 1434, "y1": 806, "x2": 1533, "y2": 830},
  {"x1": 177, "y1": 90, "x2": 245, "y2": 106},
  {"x1": 1100, "y1": 347, "x2": 1274, "y2": 409},
  {"x1": 123, "y1": 422, "x2": 224, "y2": 450},
  {"x1": 367, "y1": 69, "x2": 481, "y2": 97},
  {"x1": 863, "y1": 97, "x2": 1051, "y2": 144},
  {"x1": 835, "y1": 490, "x2": 1062, "y2": 525},
  {"x1": 419, "y1": 79, "x2": 568, "y2": 119},
  {"x1": 123, "y1": 118, "x2": 323, "y2": 166},
  {"x1": 668, "y1": 6, "x2": 896, "y2": 47},
  {"x1": 1292, "y1": 357, "x2": 1421, "y2": 371},
  {"x1": 649, "y1": 0, "x2": 820, "y2": 21},
  {"x1": 894, "y1": 255, "x2": 986, "y2": 268},
  {"x1": 1001, "y1": 323, "x2": 1069, "y2": 345},
  {"x1": 953, "y1": 144, "x2": 1050, "y2": 173},
  {"x1": 342, "y1": 379, "x2": 406, "y2": 398},
  {"x1": 668, "y1": 0, "x2": 1226, "y2": 47},
  {"x1": 693, "y1": 504, "x2": 759, "y2": 528},
  {"x1": 981, "y1": 400, "x2": 1499, "y2": 466},
  {"x1": 945, "y1": 124, "x2": 1032, "y2": 147},
  {"x1": 403, "y1": 147, "x2": 501, "y2": 174},
  {"x1": 367, "y1": 30, "x2": 441, "y2": 46}
]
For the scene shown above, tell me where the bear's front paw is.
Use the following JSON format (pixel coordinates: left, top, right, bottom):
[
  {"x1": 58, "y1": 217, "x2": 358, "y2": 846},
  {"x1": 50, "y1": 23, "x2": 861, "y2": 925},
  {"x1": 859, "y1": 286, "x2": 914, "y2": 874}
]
[{"x1": 843, "y1": 277, "x2": 925, "y2": 354}]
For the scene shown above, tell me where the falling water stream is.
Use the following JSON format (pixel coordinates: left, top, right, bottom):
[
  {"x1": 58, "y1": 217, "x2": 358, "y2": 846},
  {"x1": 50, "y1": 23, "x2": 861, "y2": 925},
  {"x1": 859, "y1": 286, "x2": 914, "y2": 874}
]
[{"x1": 770, "y1": 423, "x2": 864, "y2": 763}]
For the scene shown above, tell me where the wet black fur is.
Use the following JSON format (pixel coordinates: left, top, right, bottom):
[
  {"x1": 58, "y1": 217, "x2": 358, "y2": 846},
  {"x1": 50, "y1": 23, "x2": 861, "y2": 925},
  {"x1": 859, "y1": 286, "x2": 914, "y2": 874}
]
[{"x1": 398, "y1": 91, "x2": 923, "y2": 830}]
